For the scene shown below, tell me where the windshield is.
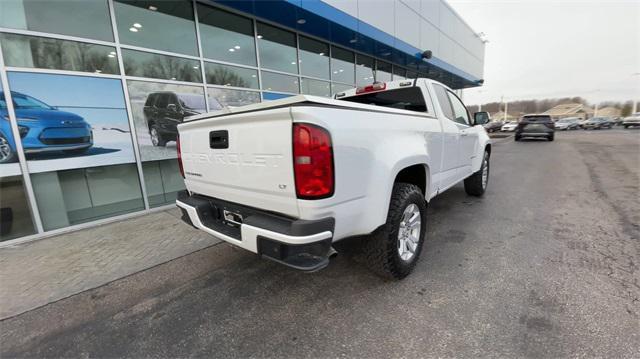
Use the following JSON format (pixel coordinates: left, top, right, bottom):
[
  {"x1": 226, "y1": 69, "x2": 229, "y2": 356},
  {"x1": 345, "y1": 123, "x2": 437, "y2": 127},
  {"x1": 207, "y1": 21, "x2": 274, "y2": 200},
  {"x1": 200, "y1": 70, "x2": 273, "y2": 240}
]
[
  {"x1": 340, "y1": 87, "x2": 427, "y2": 113},
  {"x1": 1, "y1": 92, "x2": 52, "y2": 110},
  {"x1": 177, "y1": 94, "x2": 206, "y2": 112}
]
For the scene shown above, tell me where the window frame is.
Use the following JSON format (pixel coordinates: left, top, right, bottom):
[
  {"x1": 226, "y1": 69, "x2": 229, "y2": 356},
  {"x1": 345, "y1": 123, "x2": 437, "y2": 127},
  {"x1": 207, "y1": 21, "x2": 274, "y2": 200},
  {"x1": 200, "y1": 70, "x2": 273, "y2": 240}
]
[{"x1": 446, "y1": 90, "x2": 471, "y2": 126}]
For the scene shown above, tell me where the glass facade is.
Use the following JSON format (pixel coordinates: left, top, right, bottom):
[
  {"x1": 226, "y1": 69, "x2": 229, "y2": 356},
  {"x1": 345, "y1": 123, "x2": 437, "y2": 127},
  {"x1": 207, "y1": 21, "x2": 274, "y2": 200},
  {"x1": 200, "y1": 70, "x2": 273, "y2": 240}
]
[{"x1": 0, "y1": 0, "x2": 429, "y2": 242}]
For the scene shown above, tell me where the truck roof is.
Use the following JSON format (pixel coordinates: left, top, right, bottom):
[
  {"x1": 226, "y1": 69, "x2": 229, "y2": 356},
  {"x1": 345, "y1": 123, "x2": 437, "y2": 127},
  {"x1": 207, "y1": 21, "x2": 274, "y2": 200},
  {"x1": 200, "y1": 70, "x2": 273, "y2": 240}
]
[{"x1": 184, "y1": 79, "x2": 440, "y2": 123}]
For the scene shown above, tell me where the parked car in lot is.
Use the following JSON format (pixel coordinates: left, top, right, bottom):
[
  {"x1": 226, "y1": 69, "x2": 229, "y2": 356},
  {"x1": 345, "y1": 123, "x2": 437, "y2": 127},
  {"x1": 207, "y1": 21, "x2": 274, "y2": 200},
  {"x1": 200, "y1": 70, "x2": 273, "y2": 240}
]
[
  {"x1": 500, "y1": 121, "x2": 518, "y2": 132},
  {"x1": 484, "y1": 120, "x2": 504, "y2": 133},
  {"x1": 583, "y1": 117, "x2": 613, "y2": 130},
  {"x1": 554, "y1": 117, "x2": 580, "y2": 130},
  {"x1": 610, "y1": 117, "x2": 624, "y2": 126},
  {"x1": 176, "y1": 79, "x2": 492, "y2": 279},
  {"x1": 515, "y1": 114, "x2": 555, "y2": 141},
  {"x1": 143, "y1": 92, "x2": 206, "y2": 147},
  {"x1": 622, "y1": 113, "x2": 640, "y2": 128},
  {"x1": 1, "y1": 91, "x2": 93, "y2": 163}
]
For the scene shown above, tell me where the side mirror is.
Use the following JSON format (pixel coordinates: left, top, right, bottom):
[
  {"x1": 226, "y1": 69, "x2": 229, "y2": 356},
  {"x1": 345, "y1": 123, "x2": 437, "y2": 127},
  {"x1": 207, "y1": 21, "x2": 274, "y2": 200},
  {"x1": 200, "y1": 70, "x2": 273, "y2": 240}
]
[{"x1": 473, "y1": 111, "x2": 490, "y2": 125}]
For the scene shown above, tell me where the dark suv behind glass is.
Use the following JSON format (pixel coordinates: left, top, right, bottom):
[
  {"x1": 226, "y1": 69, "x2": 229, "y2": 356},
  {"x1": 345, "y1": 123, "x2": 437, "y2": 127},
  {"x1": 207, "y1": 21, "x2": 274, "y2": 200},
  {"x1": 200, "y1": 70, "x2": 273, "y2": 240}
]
[
  {"x1": 143, "y1": 92, "x2": 205, "y2": 147},
  {"x1": 515, "y1": 115, "x2": 555, "y2": 141}
]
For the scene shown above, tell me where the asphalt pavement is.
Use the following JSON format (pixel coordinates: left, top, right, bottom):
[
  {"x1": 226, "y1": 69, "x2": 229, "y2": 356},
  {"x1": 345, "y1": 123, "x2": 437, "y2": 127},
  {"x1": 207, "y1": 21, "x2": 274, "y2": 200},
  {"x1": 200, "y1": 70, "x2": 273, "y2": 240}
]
[{"x1": 1, "y1": 128, "x2": 639, "y2": 358}]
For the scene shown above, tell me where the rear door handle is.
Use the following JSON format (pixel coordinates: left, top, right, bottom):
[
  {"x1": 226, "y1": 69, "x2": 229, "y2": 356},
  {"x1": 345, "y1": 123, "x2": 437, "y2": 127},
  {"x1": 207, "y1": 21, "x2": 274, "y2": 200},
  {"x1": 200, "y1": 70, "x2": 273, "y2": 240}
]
[{"x1": 210, "y1": 130, "x2": 229, "y2": 149}]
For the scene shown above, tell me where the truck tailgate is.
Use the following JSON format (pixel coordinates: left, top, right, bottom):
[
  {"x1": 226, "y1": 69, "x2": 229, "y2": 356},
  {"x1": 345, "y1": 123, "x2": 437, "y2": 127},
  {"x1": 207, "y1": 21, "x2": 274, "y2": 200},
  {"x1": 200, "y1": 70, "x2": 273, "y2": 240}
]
[{"x1": 178, "y1": 107, "x2": 298, "y2": 217}]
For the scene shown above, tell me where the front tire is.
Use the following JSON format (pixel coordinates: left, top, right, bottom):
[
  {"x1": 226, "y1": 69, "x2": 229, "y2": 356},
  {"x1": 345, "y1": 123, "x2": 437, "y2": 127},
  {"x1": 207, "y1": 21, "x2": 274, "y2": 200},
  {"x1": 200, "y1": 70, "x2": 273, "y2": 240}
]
[
  {"x1": 361, "y1": 183, "x2": 427, "y2": 280},
  {"x1": 150, "y1": 125, "x2": 167, "y2": 147},
  {"x1": 548, "y1": 134, "x2": 554, "y2": 141},
  {"x1": 464, "y1": 150, "x2": 489, "y2": 196},
  {"x1": 0, "y1": 133, "x2": 18, "y2": 164}
]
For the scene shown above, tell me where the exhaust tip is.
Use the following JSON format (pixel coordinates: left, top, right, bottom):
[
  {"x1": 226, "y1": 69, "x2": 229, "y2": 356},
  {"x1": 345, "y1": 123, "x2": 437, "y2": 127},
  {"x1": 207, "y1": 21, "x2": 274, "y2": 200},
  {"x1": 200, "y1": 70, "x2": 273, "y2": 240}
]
[{"x1": 328, "y1": 247, "x2": 338, "y2": 258}]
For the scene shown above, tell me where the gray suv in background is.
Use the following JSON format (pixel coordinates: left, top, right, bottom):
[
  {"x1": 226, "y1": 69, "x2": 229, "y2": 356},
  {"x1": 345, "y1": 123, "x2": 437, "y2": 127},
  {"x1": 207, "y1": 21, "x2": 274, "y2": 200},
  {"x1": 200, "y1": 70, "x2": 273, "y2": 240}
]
[{"x1": 515, "y1": 114, "x2": 555, "y2": 141}]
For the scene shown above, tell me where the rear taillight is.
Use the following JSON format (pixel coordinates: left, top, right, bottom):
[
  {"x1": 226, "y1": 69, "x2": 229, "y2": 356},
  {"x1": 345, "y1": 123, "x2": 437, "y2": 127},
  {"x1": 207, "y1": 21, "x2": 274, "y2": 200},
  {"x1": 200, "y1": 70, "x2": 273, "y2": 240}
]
[
  {"x1": 292, "y1": 123, "x2": 334, "y2": 199},
  {"x1": 176, "y1": 135, "x2": 185, "y2": 178}
]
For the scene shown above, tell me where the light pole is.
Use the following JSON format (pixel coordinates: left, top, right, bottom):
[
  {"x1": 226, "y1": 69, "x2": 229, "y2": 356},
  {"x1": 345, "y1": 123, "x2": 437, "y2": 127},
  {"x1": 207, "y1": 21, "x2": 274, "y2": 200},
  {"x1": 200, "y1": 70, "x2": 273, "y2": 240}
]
[
  {"x1": 632, "y1": 73, "x2": 640, "y2": 114},
  {"x1": 501, "y1": 95, "x2": 508, "y2": 122}
]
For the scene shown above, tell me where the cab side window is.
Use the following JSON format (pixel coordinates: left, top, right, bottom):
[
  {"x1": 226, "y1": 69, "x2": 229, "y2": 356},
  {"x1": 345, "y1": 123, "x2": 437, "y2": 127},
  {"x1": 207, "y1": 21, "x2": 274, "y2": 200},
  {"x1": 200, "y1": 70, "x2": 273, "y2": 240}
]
[
  {"x1": 446, "y1": 91, "x2": 470, "y2": 126},
  {"x1": 433, "y1": 84, "x2": 454, "y2": 120}
]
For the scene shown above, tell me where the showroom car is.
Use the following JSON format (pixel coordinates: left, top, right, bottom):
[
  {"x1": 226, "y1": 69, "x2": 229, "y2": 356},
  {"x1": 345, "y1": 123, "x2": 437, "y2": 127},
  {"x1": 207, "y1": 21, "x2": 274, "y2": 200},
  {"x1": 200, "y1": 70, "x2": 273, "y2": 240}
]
[
  {"x1": 143, "y1": 92, "x2": 206, "y2": 147},
  {"x1": 1, "y1": 91, "x2": 93, "y2": 163}
]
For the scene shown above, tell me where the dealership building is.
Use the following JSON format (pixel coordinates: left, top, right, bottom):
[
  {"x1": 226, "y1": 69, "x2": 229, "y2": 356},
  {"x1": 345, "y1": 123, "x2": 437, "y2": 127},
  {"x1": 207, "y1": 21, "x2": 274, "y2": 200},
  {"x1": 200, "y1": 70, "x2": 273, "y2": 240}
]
[{"x1": 0, "y1": 0, "x2": 485, "y2": 244}]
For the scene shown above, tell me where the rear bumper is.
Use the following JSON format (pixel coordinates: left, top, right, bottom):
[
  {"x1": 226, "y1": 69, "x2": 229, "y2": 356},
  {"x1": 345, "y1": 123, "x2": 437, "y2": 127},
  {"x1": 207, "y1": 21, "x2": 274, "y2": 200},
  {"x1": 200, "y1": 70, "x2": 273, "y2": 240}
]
[
  {"x1": 517, "y1": 132, "x2": 552, "y2": 137},
  {"x1": 176, "y1": 191, "x2": 335, "y2": 271}
]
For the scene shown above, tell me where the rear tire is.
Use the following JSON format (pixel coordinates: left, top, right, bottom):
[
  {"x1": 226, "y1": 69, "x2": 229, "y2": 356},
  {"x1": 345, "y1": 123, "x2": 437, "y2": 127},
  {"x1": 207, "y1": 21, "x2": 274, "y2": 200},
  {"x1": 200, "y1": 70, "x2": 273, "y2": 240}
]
[
  {"x1": 464, "y1": 150, "x2": 489, "y2": 197},
  {"x1": 150, "y1": 125, "x2": 167, "y2": 147},
  {"x1": 361, "y1": 183, "x2": 427, "y2": 280},
  {"x1": 515, "y1": 135, "x2": 521, "y2": 141},
  {"x1": 548, "y1": 134, "x2": 554, "y2": 141}
]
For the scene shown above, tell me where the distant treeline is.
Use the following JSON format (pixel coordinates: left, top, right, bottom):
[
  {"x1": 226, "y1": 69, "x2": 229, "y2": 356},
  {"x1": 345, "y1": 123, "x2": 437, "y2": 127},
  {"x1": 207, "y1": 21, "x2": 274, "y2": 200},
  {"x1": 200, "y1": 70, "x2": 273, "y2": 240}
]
[{"x1": 468, "y1": 97, "x2": 637, "y2": 117}]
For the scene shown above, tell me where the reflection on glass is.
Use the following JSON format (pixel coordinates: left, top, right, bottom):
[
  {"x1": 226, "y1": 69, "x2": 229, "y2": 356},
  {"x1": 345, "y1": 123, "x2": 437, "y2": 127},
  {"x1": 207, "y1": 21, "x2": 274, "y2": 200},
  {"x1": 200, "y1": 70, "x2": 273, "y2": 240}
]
[
  {"x1": 113, "y1": 0, "x2": 198, "y2": 56},
  {"x1": 0, "y1": 175, "x2": 37, "y2": 241},
  {"x1": 0, "y1": 0, "x2": 114, "y2": 41},
  {"x1": 331, "y1": 83, "x2": 354, "y2": 96},
  {"x1": 301, "y1": 78, "x2": 330, "y2": 97},
  {"x1": 256, "y1": 22, "x2": 298, "y2": 74},
  {"x1": 122, "y1": 49, "x2": 202, "y2": 83},
  {"x1": 261, "y1": 71, "x2": 299, "y2": 93},
  {"x1": 406, "y1": 71, "x2": 418, "y2": 79},
  {"x1": 376, "y1": 61, "x2": 392, "y2": 82},
  {"x1": 299, "y1": 36, "x2": 329, "y2": 80},
  {"x1": 393, "y1": 66, "x2": 406, "y2": 80},
  {"x1": 127, "y1": 80, "x2": 205, "y2": 161},
  {"x1": 331, "y1": 46, "x2": 355, "y2": 84},
  {"x1": 142, "y1": 159, "x2": 185, "y2": 207},
  {"x1": 205, "y1": 63, "x2": 258, "y2": 89},
  {"x1": 197, "y1": 4, "x2": 256, "y2": 66},
  {"x1": 208, "y1": 87, "x2": 260, "y2": 110},
  {"x1": 0, "y1": 33, "x2": 119, "y2": 75},
  {"x1": 263, "y1": 92, "x2": 293, "y2": 101},
  {"x1": 30, "y1": 164, "x2": 144, "y2": 231},
  {"x1": 356, "y1": 54, "x2": 375, "y2": 86}
]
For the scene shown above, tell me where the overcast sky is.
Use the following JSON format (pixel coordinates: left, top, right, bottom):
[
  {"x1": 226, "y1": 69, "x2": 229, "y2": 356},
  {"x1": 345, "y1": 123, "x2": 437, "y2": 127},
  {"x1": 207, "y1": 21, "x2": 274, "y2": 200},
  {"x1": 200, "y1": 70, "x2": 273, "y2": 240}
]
[{"x1": 447, "y1": 0, "x2": 640, "y2": 106}]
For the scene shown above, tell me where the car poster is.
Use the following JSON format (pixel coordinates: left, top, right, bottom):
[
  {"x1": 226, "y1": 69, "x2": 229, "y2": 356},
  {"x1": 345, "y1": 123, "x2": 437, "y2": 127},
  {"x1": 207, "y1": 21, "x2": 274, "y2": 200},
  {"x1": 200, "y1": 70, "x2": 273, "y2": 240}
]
[{"x1": 2, "y1": 72, "x2": 136, "y2": 174}]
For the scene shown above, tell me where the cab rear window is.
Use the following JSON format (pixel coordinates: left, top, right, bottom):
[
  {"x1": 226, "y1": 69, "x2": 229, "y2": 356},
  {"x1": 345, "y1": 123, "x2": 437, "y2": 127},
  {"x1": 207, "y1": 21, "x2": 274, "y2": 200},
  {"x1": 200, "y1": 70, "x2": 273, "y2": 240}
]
[{"x1": 340, "y1": 87, "x2": 428, "y2": 113}]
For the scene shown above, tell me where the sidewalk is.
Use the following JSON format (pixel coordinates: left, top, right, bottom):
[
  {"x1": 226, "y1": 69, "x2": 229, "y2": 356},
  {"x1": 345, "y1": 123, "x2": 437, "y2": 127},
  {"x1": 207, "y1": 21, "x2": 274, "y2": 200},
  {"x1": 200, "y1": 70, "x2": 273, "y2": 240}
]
[{"x1": 0, "y1": 208, "x2": 219, "y2": 320}]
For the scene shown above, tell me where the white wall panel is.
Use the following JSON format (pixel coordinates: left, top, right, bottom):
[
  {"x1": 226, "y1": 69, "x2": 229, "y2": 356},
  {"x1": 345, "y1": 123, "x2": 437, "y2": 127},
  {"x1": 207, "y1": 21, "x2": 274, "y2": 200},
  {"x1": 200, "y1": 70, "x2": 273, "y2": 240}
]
[
  {"x1": 400, "y1": 0, "x2": 421, "y2": 14},
  {"x1": 438, "y1": 32, "x2": 454, "y2": 64},
  {"x1": 319, "y1": 0, "x2": 485, "y2": 79},
  {"x1": 357, "y1": 0, "x2": 395, "y2": 36},
  {"x1": 322, "y1": 0, "x2": 358, "y2": 18},
  {"x1": 395, "y1": 1, "x2": 420, "y2": 48},
  {"x1": 420, "y1": 19, "x2": 439, "y2": 56},
  {"x1": 420, "y1": 0, "x2": 440, "y2": 27},
  {"x1": 438, "y1": 3, "x2": 455, "y2": 37}
]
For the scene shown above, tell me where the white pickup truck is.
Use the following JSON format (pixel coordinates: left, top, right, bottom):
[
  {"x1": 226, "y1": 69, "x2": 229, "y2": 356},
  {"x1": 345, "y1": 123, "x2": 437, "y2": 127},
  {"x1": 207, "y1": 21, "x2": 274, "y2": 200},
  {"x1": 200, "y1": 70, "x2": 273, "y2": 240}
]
[{"x1": 176, "y1": 79, "x2": 491, "y2": 279}]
